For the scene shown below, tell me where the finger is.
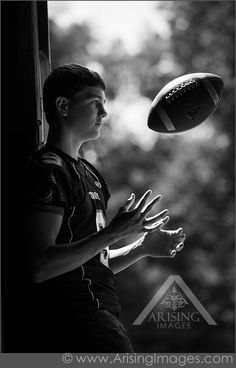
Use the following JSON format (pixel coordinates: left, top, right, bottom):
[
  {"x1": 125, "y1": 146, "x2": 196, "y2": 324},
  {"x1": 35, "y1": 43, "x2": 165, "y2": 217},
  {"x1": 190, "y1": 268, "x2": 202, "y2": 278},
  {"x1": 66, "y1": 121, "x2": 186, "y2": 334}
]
[
  {"x1": 143, "y1": 216, "x2": 170, "y2": 232},
  {"x1": 149, "y1": 215, "x2": 170, "y2": 229},
  {"x1": 160, "y1": 247, "x2": 177, "y2": 257},
  {"x1": 175, "y1": 228, "x2": 183, "y2": 236},
  {"x1": 128, "y1": 194, "x2": 138, "y2": 211},
  {"x1": 140, "y1": 195, "x2": 163, "y2": 216},
  {"x1": 143, "y1": 209, "x2": 169, "y2": 224},
  {"x1": 163, "y1": 228, "x2": 183, "y2": 237},
  {"x1": 174, "y1": 234, "x2": 186, "y2": 244},
  {"x1": 159, "y1": 216, "x2": 170, "y2": 229},
  {"x1": 168, "y1": 249, "x2": 177, "y2": 258},
  {"x1": 175, "y1": 242, "x2": 184, "y2": 252},
  {"x1": 133, "y1": 190, "x2": 152, "y2": 211},
  {"x1": 119, "y1": 193, "x2": 136, "y2": 212}
]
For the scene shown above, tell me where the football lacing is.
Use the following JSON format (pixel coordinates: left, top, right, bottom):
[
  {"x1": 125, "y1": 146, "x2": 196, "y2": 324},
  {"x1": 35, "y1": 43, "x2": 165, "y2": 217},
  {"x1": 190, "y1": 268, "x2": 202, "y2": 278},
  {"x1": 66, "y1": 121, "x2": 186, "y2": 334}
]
[{"x1": 165, "y1": 79, "x2": 198, "y2": 103}]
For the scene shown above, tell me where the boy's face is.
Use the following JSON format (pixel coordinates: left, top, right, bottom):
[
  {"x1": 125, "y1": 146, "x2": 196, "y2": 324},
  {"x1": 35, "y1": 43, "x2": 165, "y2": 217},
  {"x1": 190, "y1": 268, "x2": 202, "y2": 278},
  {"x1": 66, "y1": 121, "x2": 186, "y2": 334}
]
[{"x1": 67, "y1": 86, "x2": 107, "y2": 142}]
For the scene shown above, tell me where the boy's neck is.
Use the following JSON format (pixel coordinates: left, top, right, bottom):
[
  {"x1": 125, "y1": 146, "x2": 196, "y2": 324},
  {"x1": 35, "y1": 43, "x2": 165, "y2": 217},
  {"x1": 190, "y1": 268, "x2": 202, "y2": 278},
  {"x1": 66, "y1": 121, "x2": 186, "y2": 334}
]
[{"x1": 47, "y1": 128, "x2": 82, "y2": 160}]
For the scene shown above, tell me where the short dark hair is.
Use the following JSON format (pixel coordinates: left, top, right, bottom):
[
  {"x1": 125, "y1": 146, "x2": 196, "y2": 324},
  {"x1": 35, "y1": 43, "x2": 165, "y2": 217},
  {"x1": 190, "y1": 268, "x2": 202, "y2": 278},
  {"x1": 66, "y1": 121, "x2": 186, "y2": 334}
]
[{"x1": 43, "y1": 63, "x2": 106, "y2": 125}]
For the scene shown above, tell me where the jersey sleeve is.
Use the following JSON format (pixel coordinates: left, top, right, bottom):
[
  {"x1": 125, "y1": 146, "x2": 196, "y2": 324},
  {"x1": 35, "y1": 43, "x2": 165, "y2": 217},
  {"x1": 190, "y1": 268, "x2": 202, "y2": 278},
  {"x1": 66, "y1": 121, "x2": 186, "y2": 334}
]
[{"x1": 24, "y1": 156, "x2": 74, "y2": 215}]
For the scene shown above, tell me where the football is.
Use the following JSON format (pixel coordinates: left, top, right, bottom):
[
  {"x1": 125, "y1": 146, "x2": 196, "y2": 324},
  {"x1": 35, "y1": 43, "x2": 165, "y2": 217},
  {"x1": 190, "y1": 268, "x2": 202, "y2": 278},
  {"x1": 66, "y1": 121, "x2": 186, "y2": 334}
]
[{"x1": 147, "y1": 73, "x2": 224, "y2": 133}]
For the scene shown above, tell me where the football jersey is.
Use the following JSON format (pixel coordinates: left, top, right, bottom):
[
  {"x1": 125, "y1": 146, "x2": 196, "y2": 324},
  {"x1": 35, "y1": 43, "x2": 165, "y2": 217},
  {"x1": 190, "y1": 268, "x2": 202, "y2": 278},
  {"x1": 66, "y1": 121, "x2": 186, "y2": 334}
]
[{"x1": 24, "y1": 143, "x2": 121, "y2": 316}]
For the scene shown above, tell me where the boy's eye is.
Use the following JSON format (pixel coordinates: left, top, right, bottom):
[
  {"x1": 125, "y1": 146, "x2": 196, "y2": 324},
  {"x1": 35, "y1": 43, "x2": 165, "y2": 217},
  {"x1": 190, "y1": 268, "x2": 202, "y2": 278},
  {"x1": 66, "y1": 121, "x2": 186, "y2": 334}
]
[{"x1": 94, "y1": 101, "x2": 103, "y2": 109}]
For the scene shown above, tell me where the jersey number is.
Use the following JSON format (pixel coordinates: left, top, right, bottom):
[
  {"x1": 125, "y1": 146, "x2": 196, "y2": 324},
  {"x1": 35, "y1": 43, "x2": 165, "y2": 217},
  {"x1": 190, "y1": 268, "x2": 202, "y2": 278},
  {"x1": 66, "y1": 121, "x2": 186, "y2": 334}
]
[{"x1": 96, "y1": 210, "x2": 109, "y2": 268}]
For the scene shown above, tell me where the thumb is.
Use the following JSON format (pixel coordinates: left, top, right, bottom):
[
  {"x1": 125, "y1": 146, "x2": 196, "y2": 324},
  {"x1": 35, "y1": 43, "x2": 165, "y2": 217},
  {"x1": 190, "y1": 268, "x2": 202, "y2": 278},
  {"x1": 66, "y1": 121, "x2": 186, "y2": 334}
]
[{"x1": 119, "y1": 193, "x2": 135, "y2": 212}]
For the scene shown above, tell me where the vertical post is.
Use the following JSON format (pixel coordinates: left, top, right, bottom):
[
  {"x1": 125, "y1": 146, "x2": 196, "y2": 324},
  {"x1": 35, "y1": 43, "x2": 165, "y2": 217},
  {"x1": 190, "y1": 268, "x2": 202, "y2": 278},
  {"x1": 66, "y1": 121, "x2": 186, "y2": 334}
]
[
  {"x1": 31, "y1": 2, "x2": 44, "y2": 149},
  {"x1": 37, "y1": 1, "x2": 51, "y2": 144},
  {"x1": 1, "y1": 1, "x2": 51, "y2": 352},
  {"x1": 31, "y1": 1, "x2": 51, "y2": 149}
]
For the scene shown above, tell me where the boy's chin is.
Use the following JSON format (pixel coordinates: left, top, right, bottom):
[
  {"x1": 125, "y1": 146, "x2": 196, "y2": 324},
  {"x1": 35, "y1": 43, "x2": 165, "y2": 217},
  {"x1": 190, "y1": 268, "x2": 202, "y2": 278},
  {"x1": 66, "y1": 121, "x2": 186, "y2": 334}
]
[{"x1": 86, "y1": 131, "x2": 101, "y2": 142}]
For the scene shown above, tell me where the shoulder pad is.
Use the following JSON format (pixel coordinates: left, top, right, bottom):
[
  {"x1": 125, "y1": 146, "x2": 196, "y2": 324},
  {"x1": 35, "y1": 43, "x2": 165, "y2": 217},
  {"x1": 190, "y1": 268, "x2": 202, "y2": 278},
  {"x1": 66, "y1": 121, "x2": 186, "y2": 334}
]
[{"x1": 34, "y1": 151, "x2": 64, "y2": 168}]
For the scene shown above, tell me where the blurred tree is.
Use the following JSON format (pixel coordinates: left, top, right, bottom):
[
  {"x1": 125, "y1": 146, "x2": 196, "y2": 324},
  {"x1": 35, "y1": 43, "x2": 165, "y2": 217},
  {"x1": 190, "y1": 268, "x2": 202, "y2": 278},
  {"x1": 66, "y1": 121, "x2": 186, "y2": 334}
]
[{"x1": 49, "y1": 19, "x2": 95, "y2": 67}]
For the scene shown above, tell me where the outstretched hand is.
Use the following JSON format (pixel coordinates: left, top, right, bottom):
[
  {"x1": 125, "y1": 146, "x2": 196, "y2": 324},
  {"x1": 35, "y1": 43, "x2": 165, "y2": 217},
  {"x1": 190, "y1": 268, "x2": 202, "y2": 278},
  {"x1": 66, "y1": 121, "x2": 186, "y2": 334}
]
[
  {"x1": 141, "y1": 226, "x2": 186, "y2": 258},
  {"x1": 107, "y1": 190, "x2": 169, "y2": 241}
]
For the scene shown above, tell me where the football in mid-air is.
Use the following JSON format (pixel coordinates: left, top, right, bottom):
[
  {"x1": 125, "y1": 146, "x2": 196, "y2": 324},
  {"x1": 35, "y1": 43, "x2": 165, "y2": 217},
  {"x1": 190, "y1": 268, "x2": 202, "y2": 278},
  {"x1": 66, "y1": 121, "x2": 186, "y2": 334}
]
[{"x1": 147, "y1": 73, "x2": 224, "y2": 133}]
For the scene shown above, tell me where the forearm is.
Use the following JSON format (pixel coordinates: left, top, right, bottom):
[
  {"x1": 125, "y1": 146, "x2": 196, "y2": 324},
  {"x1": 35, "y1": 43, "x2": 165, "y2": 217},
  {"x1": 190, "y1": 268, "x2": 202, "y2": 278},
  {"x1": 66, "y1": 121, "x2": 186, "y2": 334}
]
[
  {"x1": 109, "y1": 241, "x2": 146, "y2": 274},
  {"x1": 33, "y1": 227, "x2": 118, "y2": 283}
]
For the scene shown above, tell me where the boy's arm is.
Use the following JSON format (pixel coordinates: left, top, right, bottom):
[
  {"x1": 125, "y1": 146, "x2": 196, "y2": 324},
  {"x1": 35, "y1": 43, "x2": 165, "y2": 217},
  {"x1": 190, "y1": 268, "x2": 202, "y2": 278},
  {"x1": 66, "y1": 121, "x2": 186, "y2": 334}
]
[
  {"x1": 25, "y1": 210, "x2": 119, "y2": 283},
  {"x1": 109, "y1": 236, "x2": 147, "y2": 274},
  {"x1": 25, "y1": 190, "x2": 167, "y2": 283}
]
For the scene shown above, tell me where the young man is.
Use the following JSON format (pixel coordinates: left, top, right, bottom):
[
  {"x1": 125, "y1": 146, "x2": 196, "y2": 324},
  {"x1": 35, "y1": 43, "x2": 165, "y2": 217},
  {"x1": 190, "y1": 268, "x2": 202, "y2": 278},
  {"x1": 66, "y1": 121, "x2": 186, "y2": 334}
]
[{"x1": 24, "y1": 64, "x2": 186, "y2": 352}]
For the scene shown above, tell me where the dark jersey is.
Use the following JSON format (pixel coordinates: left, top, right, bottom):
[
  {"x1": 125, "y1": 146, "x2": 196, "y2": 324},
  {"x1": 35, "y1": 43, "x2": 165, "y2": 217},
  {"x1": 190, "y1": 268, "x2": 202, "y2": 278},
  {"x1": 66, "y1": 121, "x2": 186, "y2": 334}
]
[{"x1": 24, "y1": 143, "x2": 121, "y2": 316}]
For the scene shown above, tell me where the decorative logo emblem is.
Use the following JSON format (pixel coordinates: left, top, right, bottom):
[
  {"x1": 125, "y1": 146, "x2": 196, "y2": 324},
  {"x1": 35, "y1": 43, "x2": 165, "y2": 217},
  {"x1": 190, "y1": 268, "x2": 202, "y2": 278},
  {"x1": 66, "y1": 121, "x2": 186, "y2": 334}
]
[
  {"x1": 161, "y1": 286, "x2": 188, "y2": 311},
  {"x1": 95, "y1": 181, "x2": 102, "y2": 188},
  {"x1": 88, "y1": 191, "x2": 100, "y2": 200}
]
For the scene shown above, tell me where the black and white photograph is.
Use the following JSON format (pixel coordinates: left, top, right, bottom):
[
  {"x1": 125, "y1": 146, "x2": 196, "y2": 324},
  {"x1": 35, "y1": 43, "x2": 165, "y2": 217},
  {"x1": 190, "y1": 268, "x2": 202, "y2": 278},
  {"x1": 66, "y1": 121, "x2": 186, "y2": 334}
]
[{"x1": 1, "y1": 0, "x2": 235, "y2": 365}]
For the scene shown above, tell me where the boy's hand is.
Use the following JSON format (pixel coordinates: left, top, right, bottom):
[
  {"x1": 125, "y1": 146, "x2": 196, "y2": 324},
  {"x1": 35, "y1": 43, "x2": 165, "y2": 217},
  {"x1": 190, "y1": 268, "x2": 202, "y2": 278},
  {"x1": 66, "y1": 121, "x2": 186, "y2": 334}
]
[
  {"x1": 106, "y1": 190, "x2": 169, "y2": 241},
  {"x1": 141, "y1": 226, "x2": 186, "y2": 258}
]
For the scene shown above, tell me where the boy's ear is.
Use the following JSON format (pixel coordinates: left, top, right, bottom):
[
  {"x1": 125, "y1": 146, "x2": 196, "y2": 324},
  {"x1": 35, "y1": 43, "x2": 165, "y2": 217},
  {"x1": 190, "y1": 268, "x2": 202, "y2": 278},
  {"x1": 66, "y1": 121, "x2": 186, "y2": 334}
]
[{"x1": 55, "y1": 97, "x2": 70, "y2": 117}]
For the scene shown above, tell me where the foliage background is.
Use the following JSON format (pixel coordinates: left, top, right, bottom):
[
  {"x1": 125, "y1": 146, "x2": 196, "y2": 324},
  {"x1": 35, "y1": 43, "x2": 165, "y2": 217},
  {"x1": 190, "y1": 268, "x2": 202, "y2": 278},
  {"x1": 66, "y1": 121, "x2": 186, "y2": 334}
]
[{"x1": 48, "y1": 1, "x2": 235, "y2": 352}]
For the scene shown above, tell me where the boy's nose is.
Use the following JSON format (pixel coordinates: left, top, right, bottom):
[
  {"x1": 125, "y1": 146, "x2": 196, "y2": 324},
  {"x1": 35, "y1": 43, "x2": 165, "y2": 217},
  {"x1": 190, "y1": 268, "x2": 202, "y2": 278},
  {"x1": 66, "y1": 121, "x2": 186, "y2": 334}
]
[{"x1": 100, "y1": 107, "x2": 107, "y2": 118}]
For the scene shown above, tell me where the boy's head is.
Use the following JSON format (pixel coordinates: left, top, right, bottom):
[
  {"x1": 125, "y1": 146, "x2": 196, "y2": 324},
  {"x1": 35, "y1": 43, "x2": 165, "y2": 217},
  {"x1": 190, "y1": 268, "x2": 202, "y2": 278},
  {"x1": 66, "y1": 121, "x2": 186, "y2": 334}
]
[{"x1": 43, "y1": 64, "x2": 106, "y2": 126}]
